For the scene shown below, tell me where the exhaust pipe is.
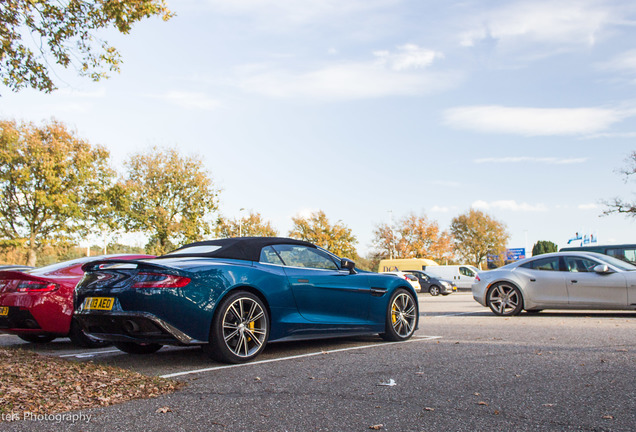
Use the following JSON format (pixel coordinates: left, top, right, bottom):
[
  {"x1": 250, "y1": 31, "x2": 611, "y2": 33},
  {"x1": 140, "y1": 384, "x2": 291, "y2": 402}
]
[{"x1": 123, "y1": 320, "x2": 140, "y2": 334}]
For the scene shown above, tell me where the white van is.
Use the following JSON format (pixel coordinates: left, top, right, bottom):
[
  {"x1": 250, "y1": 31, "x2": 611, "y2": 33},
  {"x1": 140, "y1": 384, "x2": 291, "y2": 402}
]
[{"x1": 421, "y1": 265, "x2": 479, "y2": 290}]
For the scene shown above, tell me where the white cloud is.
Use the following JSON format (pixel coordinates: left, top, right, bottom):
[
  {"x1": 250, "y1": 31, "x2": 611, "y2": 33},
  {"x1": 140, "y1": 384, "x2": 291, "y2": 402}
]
[
  {"x1": 373, "y1": 44, "x2": 443, "y2": 71},
  {"x1": 157, "y1": 91, "x2": 220, "y2": 110},
  {"x1": 582, "y1": 131, "x2": 636, "y2": 139},
  {"x1": 598, "y1": 49, "x2": 636, "y2": 73},
  {"x1": 578, "y1": 203, "x2": 599, "y2": 210},
  {"x1": 236, "y1": 45, "x2": 458, "y2": 101},
  {"x1": 202, "y1": 0, "x2": 398, "y2": 25},
  {"x1": 443, "y1": 105, "x2": 628, "y2": 136},
  {"x1": 430, "y1": 205, "x2": 451, "y2": 213},
  {"x1": 474, "y1": 156, "x2": 588, "y2": 164},
  {"x1": 472, "y1": 200, "x2": 548, "y2": 212},
  {"x1": 458, "y1": 0, "x2": 622, "y2": 49}
]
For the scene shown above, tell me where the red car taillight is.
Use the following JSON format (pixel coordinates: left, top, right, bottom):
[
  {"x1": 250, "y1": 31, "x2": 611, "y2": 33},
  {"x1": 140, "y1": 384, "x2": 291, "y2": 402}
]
[
  {"x1": 131, "y1": 272, "x2": 191, "y2": 289},
  {"x1": 4, "y1": 280, "x2": 59, "y2": 292}
]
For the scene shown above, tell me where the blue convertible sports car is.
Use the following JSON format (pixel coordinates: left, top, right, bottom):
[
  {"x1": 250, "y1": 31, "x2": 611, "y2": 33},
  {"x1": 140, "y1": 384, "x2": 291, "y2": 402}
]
[{"x1": 74, "y1": 237, "x2": 419, "y2": 363}]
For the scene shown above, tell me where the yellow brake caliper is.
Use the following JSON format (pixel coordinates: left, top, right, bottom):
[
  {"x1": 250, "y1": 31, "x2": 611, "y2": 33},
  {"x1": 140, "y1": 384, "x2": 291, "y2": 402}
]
[{"x1": 247, "y1": 320, "x2": 255, "y2": 342}]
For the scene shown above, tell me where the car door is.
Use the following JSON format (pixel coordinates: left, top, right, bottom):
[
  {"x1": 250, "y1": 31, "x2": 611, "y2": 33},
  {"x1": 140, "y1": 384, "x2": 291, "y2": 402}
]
[
  {"x1": 517, "y1": 256, "x2": 568, "y2": 306},
  {"x1": 563, "y1": 256, "x2": 627, "y2": 308},
  {"x1": 271, "y1": 244, "x2": 371, "y2": 323}
]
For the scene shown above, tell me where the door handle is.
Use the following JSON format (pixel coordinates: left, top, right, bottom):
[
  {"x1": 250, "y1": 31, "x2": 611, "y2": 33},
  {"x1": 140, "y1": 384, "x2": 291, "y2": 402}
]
[
  {"x1": 530, "y1": 278, "x2": 536, "y2": 282},
  {"x1": 571, "y1": 280, "x2": 578, "y2": 283}
]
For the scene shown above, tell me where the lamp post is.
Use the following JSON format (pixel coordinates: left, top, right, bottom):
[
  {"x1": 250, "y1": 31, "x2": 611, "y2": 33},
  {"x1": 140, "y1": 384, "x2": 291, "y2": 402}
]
[
  {"x1": 238, "y1": 208, "x2": 245, "y2": 237},
  {"x1": 388, "y1": 210, "x2": 393, "y2": 260}
]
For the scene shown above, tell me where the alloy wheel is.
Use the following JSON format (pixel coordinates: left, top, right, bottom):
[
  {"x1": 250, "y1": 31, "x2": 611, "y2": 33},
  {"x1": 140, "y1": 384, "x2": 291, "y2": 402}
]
[
  {"x1": 390, "y1": 292, "x2": 417, "y2": 338},
  {"x1": 487, "y1": 283, "x2": 522, "y2": 316},
  {"x1": 222, "y1": 296, "x2": 268, "y2": 358}
]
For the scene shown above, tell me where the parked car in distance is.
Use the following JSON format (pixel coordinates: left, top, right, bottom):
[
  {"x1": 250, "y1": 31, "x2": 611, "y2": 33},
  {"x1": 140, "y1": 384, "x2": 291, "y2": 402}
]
[
  {"x1": 422, "y1": 265, "x2": 480, "y2": 290},
  {"x1": 404, "y1": 270, "x2": 456, "y2": 296},
  {"x1": 74, "y1": 237, "x2": 419, "y2": 363},
  {"x1": 380, "y1": 271, "x2": 422, "y2": 292},
  {"x1": 0, "y1": 254, "x2": 153, "y2": 346},
  {"x1": 472, "y1": 252, "x2": 636, "y2": 316}
]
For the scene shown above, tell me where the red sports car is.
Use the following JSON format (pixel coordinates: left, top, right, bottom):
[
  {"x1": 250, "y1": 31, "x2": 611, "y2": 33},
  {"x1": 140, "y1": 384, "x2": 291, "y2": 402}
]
[{"x1": 0, "y1": 254, "x2": 153, "y2": 347}]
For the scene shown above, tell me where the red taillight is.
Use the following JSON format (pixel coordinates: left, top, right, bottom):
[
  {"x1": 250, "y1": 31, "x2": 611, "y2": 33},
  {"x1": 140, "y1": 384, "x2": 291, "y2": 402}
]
[
  {"x1": 11, "y1": 280, "x2": 58, "y2": 292},
  {"x1": 131, "y1": 272, "x2": 191, "y2": 289}
]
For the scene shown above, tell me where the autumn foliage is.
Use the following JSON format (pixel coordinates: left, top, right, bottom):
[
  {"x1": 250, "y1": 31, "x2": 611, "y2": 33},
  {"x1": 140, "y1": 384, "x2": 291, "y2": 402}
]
[
  {"x1": 289, "y1": 211, "x2": 358, "y2": 258},
  {"x1": 450, "y1": 209, "x2": 509, "y2": 268},
  {"x1": 372, "y1": 213, "x2": 454, "y2": 263}
]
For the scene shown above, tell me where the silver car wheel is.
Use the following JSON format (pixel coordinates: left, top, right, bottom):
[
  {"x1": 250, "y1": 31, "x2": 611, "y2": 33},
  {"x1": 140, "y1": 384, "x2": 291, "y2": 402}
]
[
  {"x1": 222, "y1": 296, "x2": 268, "y2": 358},
  {"x1": 390, "y1": 292, "x2": 417, "y2": 338},
  {"x1": 487, "y1": 283, "x2": 523, "y2": 316}
]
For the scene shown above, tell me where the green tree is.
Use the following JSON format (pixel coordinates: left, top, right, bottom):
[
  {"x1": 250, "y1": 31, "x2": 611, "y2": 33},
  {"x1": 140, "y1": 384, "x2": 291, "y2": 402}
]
[
  {"x1": 215, "y1": 212, "x2": 278, "y2": 238},
  {"x1": 450, "y1": 209, "x2": 509, "y2": 269},
  {"x1": 532, "y1": 240, "x2": 558, "y2": 256},
  {"x1": 603, "y1": 151, "x2": 636, "y2": 218},
  {"x1": 0, "y1": 119, "x2": 115, "y2": 266},
  {"x1": 289, "y1": 210, "x2": 357, "y2": 258},
  {"x1": 118, "y1": 147, "x2": 219, "y2": 255},
  {"x1": 372, "y1": 212, "x2": 453, "y2": 262},
  {"x1": 1, "y1": 0, "x2": 173, "y2": 93}
]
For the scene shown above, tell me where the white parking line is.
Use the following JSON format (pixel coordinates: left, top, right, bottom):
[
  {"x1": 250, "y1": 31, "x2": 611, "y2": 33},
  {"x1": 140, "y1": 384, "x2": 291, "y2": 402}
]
[
  {"x1": 429, "y1": 311, "x2": 481, "y2": 317},
  {"x1": 59, "y1": 349, "x2": 122, "y2": 358},
  {"x1": 160, "y1": 335, "x2": 442, "y2": 379}
]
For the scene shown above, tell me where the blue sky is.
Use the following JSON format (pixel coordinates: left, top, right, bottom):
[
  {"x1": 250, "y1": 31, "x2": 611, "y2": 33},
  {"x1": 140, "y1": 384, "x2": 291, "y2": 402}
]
[{"x1": 2, "y1": 0, "x2": 635, "y2": 256}]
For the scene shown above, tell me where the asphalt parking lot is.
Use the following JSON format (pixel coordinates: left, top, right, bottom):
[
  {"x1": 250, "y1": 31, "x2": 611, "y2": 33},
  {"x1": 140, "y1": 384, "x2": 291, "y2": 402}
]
[{"x1": 2, "y1": 292, "x2": 635, "y2": 431}]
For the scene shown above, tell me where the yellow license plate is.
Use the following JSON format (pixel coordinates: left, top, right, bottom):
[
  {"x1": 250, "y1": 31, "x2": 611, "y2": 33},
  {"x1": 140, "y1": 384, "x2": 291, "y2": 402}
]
[
  {"x1": 0, "y1": 306, "x2": 8, "y2": 316},
  {"x1": 83, "y1": 297, "x2": 114, "y2": 311}
]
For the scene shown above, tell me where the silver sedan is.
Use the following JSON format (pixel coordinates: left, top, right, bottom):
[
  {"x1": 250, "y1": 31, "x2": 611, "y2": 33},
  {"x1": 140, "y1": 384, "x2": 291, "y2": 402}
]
[{"x1": 472, "y1": 252, "x2": 636, "y2": 316}]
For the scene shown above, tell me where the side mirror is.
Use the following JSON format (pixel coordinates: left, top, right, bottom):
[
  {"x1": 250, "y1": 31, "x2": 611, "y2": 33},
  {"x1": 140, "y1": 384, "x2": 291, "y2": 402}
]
[
  {"x1": 341, "y1": 258, "x2": 357, "y2": 274},
  {"x1": 593, "y1": 264, "x2": 612, "y2": 274}
]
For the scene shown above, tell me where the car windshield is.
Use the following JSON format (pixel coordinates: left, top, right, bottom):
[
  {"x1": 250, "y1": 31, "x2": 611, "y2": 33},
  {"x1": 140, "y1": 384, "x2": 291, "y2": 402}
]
[{"x1": 594, "y1": 254, "x2": 636, "y2": 271}]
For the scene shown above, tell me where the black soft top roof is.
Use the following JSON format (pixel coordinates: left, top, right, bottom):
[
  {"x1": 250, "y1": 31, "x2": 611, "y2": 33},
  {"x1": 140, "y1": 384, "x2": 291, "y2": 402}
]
[{"x1": 159, "y1": 237, "x2": 316, "y2": 262}]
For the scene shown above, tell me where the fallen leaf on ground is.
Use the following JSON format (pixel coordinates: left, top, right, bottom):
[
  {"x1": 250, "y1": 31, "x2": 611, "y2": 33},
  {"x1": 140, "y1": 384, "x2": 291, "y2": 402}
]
[
  {"x1": 0, "y1": 348, "x2": 182, "y2": 421},
  {"x1": 156, "y1": 407, "x2": 172, "y2": 414},
  {"x1": 369, "y1": 424, "x2": 384, "y2": 430},
  {"x1": 478, "y1": 401, "x2": 489, "y2": 406}
]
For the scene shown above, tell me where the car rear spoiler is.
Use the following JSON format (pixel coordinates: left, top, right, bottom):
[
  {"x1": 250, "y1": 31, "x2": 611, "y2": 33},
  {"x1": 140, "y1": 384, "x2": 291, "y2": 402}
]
[
  {"x1": 81, "y1": 259, "x2": 175, "y2": 273},
  {"x1": 0, "y1": 270, "x2": 45, "y2": 282}
]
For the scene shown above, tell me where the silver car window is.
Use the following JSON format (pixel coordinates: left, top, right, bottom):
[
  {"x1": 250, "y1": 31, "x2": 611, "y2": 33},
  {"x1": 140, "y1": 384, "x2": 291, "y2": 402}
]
[
  {"x1": 520, "y1": 256, "x2": 560, "y2": 271},
  {"x1": 594, "y1": 254, "x2": 636, "y2": 271},
  {"x1": 564, "y1": 257, "x2": 598, "y2": 273}
]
